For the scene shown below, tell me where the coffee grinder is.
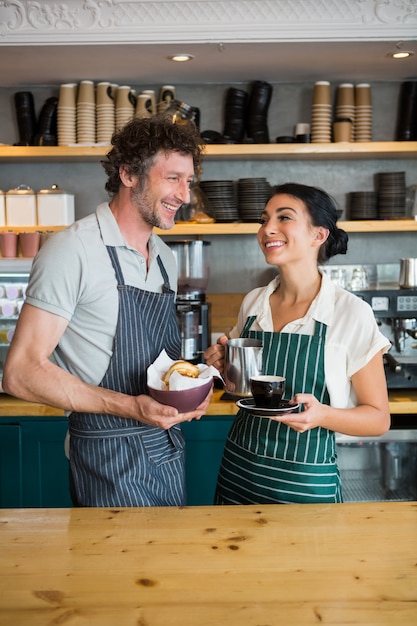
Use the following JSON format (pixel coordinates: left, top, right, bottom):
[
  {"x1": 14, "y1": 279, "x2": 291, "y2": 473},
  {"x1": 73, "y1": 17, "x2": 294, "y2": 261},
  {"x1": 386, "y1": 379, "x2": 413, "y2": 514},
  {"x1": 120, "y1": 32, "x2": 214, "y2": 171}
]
[{"x1": 166, "y1": 240, "x2": 211, "y2": 364}]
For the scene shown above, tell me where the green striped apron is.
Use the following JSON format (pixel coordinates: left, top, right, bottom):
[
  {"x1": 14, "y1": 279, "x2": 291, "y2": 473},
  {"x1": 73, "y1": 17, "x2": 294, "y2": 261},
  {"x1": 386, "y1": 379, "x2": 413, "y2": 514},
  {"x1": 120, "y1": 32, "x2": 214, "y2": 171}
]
[{"x1": 216, "y1": 315, "x2": 342, "y2": 504}]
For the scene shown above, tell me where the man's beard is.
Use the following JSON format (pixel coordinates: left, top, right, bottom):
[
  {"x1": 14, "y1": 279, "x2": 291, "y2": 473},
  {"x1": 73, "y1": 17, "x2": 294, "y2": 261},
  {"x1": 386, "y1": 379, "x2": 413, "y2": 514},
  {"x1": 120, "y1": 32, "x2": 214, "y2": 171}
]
[{"x1": 131, "y1": 180, "x2": 168, "y2": 229}]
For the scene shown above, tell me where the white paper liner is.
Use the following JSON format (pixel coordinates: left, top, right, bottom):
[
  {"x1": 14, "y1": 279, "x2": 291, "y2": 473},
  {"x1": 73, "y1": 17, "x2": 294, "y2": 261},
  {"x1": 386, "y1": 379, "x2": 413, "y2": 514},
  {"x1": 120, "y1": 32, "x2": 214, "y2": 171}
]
[{"x1": 147, "y1": 349, "x2": 222, "y2": 391}]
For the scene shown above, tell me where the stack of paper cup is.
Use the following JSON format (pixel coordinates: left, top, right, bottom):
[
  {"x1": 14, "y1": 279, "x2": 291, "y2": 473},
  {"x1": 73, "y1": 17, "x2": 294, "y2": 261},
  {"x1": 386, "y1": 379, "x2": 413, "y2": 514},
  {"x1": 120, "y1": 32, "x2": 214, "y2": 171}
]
[
  {"x1": 96, "y1": 82, "x2": 115, "y2": 143},
  {"x1": 77, "y1": 80, "x2": 96, "y2": 144},
  {"x1": 355, "y1": 84, "x2": 372, "y2": 142},
  {"x1": 136, "y1": 93, "x2": 153, "y2": 119},
  {"x1": 110, "y1": 84, "x2": 119, "y2": 101},
  {"x1": 57, "y1": 83, "x2": 77, "y2": 145},
  {"x1": 116, "y1": 86, "x2": 136, "y2": 131},
  {"x1": 335, "y1": 84, "x2": 355, "y2": 141},
  {"x1": 142, "y1": 90, "x2": 156, "y2": 115},
  {"x1": 157, "y1": 85, "x2": 176, "y2": 114},
  {"x1": 311, "y1": 81, "x2": 332, "y2": 143}
]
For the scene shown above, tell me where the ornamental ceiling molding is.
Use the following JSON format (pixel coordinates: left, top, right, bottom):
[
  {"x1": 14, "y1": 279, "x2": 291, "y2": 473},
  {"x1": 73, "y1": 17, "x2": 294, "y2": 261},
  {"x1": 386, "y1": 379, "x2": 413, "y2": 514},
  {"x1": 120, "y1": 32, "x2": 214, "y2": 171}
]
[{"x1": 0, "y1": 0, "x2": 416, "y2": 43}]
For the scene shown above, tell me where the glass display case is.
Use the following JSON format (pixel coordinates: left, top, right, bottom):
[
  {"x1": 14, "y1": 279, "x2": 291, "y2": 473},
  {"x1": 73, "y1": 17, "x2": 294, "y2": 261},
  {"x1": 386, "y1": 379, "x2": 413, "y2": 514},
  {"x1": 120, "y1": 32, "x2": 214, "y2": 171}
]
[{"x1": 0, "y1": 260, "x2": 32, "y2": 390}]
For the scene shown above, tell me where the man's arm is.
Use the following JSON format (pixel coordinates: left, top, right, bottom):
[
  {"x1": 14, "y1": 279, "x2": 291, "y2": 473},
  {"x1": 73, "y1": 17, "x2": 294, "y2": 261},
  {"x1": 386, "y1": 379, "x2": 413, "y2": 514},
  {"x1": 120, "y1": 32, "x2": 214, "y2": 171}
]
[{"x1": 3, "y1": 303, "x2": 211, "y2": 429}]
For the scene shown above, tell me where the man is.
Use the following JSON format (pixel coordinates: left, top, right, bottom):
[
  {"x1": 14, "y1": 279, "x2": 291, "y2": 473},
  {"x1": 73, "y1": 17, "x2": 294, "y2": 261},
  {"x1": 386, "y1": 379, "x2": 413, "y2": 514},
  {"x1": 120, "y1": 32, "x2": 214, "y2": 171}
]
[{"x1": 3, "y1": 116, "x2": 212, "y2": 507}]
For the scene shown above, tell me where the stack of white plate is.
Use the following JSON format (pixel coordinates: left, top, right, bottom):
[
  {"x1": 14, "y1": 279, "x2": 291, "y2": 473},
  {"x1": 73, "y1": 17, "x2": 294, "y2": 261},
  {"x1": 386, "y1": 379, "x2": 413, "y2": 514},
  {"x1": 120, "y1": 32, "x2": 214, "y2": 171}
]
[
  {"x1": 199, "y1": 180, "x2": 239, "y2": 222},
  {"x1": 237, "y1": 177, "x2": 271, "y2": 221}
]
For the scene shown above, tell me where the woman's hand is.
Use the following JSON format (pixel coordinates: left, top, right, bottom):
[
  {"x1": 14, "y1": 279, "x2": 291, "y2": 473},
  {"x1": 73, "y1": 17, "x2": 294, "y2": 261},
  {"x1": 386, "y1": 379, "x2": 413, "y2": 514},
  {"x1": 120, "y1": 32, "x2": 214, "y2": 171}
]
[
  {"x1": 270, "y1": 350, "x2": 391, "y2": 438},
  {"x1": 270, "y1": 393, "x2": 325, "y2": 432},
  {"x1": 204, "y1": 335, "x2": 228, "y2": 374}
]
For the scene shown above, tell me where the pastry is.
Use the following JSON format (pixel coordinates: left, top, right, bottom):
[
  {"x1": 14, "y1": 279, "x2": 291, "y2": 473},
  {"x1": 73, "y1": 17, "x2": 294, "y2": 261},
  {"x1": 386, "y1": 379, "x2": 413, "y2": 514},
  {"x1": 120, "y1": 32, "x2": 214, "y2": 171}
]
[{"x1": 163, "y1": 360, "x2": 199, "y2": 387}]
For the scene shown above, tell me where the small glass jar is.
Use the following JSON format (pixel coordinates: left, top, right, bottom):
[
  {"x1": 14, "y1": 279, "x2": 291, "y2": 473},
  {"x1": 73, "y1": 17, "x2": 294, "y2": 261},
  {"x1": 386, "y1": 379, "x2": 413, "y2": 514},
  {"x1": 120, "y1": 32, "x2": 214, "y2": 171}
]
[
  {"x1": 162, "y1": 100, "x2": 195, "y2": 125},
  {"x1": 350, "y1": 267, "x2": 369, "y2": 290}
]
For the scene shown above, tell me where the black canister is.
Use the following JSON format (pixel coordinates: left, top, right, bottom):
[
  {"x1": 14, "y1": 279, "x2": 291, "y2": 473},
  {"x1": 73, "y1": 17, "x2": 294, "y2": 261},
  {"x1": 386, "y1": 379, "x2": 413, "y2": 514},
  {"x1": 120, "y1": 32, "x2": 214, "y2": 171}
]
[
  {"x1": 396, "y1": 81, "x2": 417, "y2": 141},
  {"x1": 14, "y1": 91, "x2": 37, "y2": 146}
]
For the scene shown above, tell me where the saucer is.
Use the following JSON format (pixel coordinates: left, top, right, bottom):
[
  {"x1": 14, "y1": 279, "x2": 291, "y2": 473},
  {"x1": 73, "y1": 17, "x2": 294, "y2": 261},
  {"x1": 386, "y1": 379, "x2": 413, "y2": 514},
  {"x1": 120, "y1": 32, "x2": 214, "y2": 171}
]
[{"x1": 236, "y1": 398, "x2": 300, "y2": 417}]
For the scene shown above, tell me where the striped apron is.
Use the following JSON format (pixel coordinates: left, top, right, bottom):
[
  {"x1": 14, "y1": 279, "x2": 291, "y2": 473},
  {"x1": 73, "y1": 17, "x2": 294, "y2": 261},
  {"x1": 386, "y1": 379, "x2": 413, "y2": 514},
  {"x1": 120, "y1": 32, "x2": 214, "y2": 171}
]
[
  {"x1": 216, "y1": 315, "x2": 342, "y2": 504},
  {"x1": 69, "y1": 246, "x2": 185, "y2": 507}
]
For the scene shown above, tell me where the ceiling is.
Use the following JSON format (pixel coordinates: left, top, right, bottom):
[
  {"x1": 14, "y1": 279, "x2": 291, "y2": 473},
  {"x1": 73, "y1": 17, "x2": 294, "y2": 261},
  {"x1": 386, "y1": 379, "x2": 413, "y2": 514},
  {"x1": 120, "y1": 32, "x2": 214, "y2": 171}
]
[{"x1": 1, "y1": 39, "x2": 417, "y2": 87}]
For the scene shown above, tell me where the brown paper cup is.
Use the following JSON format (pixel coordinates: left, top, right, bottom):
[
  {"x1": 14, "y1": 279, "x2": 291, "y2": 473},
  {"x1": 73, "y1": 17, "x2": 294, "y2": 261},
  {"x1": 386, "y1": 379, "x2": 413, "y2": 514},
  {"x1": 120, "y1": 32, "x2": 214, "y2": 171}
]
[
  {"x1": 141, "y1": 90, "x2": 156, "y2": 115},
  {"x1": 336, "y1": 83, "x2": 354, "y2": 106},
  {"x1": 313, "y1": 81, "x2": 331, "y2": 105},
  {"x1": 77, "y1": 80, "x2": 95, "y2": 104},
  {"x1": 136, "y1": 94, "x2": 152, "y2": 118},
  {"x1": 59, "y1": 83, "x2": 78, "y2": 108},
  {"x1": 159, "y1": 85, "x2": 176, "y2": 103},
  {"x1": 96, "y1": 82, "x2": 113, "y2": 106},
  {"x1": 116, "y1": 86, "x2": 135, "y2": 109},
  {"x1": 355, "y1": 83, "x2": 372, "y2": 106},
  {"x1": 333, "y1": 120, "x2": 352, "y2": 142}
]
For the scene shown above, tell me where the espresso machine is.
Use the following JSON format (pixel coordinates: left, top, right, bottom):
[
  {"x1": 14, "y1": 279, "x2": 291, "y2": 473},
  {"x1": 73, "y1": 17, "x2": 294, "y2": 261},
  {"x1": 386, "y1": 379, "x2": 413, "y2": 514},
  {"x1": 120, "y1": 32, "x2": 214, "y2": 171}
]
[
  {"x1": 166, "y1": 240, "x2": 211, "y2": 364},
  {"x1": 349, "y1": 285, "x2": 417, "y2": 389},
  {"x1": 338, "y1": 287, "x2": 417, "y2": 501}
]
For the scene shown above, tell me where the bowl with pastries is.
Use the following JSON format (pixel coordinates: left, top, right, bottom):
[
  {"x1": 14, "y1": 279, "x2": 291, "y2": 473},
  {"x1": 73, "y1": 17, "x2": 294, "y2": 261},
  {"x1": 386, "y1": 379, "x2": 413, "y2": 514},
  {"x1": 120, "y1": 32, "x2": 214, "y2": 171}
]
[{"x1": 147, "y1": 353, "x2": 215, "y2": 413}]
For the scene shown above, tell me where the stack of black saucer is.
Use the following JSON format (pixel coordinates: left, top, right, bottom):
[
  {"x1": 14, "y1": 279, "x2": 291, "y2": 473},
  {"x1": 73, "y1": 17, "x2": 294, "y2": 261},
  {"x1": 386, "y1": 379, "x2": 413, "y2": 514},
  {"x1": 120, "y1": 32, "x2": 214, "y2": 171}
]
[
  {"x1": 199, "y1": 180, "x2": 239, "y2": 222},
  {"x1": 237, "y1": 177, "x2": 271, "y2": 221},
  {"x1": 348, "y1": 191, "x2": 377, "y2": 220},
  {"x1": 376, "y1": 171, "x2": 406, "y2": 219}
]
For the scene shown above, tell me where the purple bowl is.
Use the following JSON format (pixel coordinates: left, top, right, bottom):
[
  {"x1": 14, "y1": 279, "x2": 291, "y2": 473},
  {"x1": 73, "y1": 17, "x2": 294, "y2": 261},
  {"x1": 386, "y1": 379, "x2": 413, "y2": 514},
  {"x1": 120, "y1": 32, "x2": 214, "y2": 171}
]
[{"x1": 148, "y1": 378, "x2": 213, "y2": 413}]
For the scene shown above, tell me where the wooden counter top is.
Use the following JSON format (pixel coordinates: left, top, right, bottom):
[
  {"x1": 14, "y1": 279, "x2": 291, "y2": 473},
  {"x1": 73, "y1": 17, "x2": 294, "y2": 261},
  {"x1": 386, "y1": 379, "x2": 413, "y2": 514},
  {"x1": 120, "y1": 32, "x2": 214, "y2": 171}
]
[
  {"x1": 1, "y1": 388, "x2": 417, "y2": 418},
  {"x1": 0, "y1": 502, "x2": 416, "y2": 625}
]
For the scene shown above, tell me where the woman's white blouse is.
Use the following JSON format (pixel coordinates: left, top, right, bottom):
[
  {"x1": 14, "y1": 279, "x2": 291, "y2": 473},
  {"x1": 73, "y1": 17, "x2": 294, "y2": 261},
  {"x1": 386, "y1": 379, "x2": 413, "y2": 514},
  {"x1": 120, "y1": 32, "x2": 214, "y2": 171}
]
[{"x1": 229, "y1": 271, "x2": 390, "y2": 409}]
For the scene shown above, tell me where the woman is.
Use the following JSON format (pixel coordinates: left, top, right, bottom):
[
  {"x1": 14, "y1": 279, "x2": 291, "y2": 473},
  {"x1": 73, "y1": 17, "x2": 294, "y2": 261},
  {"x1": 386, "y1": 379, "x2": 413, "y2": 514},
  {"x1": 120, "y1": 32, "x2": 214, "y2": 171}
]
[{"x1": 204, "y1": 182, "x2": 390, "y2": 504}]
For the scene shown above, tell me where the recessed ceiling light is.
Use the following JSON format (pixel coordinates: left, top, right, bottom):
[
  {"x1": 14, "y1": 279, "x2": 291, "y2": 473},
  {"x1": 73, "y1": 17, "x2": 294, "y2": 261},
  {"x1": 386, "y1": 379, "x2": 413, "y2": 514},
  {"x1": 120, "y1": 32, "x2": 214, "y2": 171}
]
[
  {"x1": 388, "y1": 41, "x2": 415, "y2": 59},
  {"x1": 391, "y1": 50, "x2": 414, "y2": 59},
  {"x1": 168, "y1": 54, "x2": 194, "y2": 62}
]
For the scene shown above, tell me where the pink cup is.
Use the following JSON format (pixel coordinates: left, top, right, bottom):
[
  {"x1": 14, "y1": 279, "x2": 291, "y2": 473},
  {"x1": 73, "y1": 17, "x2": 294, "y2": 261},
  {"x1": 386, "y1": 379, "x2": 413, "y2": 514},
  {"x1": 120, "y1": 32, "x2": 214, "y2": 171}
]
[
  {"x1": 19, "y1": 232, "x2": 40, "y2": 257},
  {"x1": 0, "y1": 232, "x2": 18, "y2": 257}
]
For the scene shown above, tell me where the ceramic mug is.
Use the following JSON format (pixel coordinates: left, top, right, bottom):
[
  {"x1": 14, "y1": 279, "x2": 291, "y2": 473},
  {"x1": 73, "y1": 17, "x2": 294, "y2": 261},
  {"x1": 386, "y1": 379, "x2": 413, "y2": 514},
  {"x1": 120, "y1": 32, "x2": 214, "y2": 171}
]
[
  {"x1": 250, "y1": 375, "x2": 286, "y2": 409},
  {"x1": 19, "y1": 231, "x2": 40, "y2": 257},
  {"x1": 0, "y1": 231, "x2": 18, "y2": 257}
]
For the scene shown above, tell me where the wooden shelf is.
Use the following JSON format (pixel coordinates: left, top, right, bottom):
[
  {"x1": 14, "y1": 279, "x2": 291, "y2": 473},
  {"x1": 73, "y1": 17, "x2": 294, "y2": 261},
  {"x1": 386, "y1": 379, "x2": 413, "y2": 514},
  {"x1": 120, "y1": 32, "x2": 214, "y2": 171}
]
[
  {"x1": 157, "y1": 219, "x2": 417, "y2": 236},
  {"x1": 0, "y1": 141, "x2": 416, "y2": 162},
  {"x1": 1, "y1": 141, "x2": 414, "y2": 236},
  {"x1": 0, "y1": 226, "x2": 62, "y2": 234},
  {"x1": 0, "y1": 221, "x2": 416, "y2": 237},
  {"x1": 205, "y1": 142, "x2": 417, "y2": 161}
]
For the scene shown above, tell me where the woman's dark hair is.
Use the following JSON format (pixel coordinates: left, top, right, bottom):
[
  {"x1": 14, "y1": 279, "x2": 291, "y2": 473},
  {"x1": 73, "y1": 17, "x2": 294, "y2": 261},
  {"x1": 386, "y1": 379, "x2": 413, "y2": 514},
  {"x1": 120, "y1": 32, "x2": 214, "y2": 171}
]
[
  {"x1": 268, "y1": 182, "x2": 348, "y2": 263},
  {"x1": 101, "y1": 115, "x2": 204, "y2": 196}
]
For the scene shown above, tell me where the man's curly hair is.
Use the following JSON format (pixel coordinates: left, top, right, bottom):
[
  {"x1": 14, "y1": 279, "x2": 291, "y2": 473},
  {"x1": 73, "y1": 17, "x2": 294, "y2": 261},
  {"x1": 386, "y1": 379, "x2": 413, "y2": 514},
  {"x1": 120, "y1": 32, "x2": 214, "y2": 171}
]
[{"x1": 101, "y1": 115, "x2": 204, "y2": 196}]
